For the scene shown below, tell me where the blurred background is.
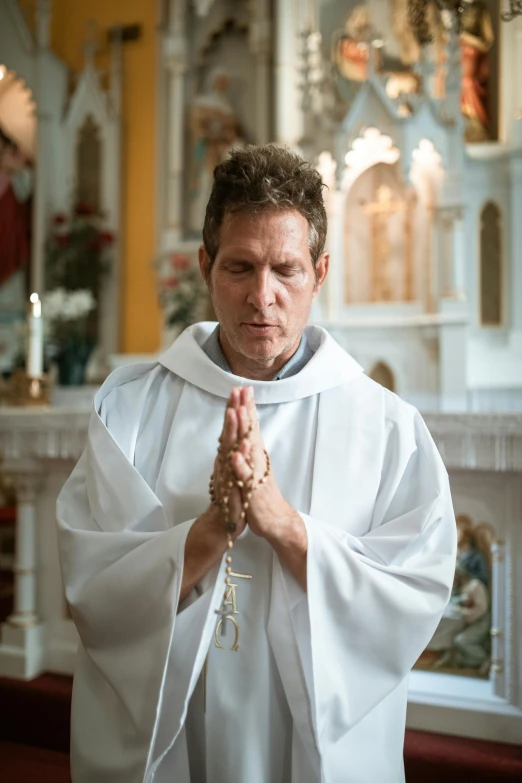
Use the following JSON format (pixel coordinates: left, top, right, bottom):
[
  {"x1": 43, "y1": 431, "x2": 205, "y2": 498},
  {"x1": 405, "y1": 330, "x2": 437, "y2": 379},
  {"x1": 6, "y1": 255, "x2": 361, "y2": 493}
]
[{"x1": 0, "y1": 1, "x2": 521, "y2": 781}]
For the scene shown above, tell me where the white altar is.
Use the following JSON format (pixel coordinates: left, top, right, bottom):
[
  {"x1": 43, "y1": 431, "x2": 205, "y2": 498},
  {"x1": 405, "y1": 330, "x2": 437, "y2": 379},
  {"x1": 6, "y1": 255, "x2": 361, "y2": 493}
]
[{"x1": 0, "y1": 401, "x2": 521, "y2": 744}]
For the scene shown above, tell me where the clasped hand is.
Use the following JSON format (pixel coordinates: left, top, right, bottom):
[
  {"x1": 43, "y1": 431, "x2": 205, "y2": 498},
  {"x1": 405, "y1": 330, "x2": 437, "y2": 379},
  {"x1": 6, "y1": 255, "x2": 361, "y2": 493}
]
[{"x1": 211, "y1": 386, "x2": 293, "y2": 541}]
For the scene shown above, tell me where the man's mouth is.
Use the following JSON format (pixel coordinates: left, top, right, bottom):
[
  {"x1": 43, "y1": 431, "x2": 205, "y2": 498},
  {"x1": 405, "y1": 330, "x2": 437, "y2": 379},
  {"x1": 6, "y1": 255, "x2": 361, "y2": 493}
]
[{"x1": 242, "y1": 323, "x2": 278, "y2": 335}]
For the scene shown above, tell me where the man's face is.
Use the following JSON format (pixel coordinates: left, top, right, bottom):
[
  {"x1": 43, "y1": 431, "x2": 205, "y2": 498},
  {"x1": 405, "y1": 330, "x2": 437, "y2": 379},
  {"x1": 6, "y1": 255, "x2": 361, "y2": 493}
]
[{"x1": 199, "y1": 209, "x2": 328, "y2": 374}]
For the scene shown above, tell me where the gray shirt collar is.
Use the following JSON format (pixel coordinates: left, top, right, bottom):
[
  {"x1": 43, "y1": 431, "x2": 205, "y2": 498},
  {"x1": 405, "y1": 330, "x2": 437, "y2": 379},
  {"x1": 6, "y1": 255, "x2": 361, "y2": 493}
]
[{"x1": 201, "y1": 325, "x2": 314, "y2": 381}]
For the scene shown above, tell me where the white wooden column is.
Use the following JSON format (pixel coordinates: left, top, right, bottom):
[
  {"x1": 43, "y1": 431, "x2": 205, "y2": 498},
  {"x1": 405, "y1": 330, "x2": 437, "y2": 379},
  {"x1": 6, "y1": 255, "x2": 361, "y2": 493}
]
[
  {"x1": 249, "y1": 0, "x2": 272, "y2": 144},
  {"x1": 30, "y1": 0, "x2": 52, "y2": 296},
  {"x1": 274, "y1": 0, "x2": 301, "y2": 146},
  {"x1": 8, "y1": 475, "x2": 41, "y2": 627},
  {"x1": 0, "y1": 469, "x2": 45, "y2": 679},
  {"x1": 161, "y1": 0, "x2": 188, "y2": 248}
]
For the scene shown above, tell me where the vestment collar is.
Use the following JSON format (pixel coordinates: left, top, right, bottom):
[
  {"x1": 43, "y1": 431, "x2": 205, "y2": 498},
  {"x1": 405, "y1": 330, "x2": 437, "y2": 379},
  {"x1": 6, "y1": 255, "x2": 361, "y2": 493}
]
[{"x1": 159, "y1": 322, "x2": 364, "y2": 404}]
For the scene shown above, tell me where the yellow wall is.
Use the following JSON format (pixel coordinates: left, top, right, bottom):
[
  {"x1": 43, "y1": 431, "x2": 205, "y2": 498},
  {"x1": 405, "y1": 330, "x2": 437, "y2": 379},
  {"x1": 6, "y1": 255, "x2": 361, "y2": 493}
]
[{"x1": 51, "y1": 0, "x2": 160, "y2": 353}]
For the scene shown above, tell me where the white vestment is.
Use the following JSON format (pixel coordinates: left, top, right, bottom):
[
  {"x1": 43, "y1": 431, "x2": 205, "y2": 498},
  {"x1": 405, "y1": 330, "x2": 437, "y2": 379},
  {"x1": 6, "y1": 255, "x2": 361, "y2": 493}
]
[{"x1": 57, "y1": 322, "x2": 456, "y2": 783}]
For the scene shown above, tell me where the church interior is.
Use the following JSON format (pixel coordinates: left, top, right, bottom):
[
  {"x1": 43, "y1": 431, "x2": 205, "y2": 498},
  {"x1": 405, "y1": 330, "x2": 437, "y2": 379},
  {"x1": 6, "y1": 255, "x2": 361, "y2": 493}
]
[{"x1": 0, "y1": 0, "x2": 522, "y2": 779}]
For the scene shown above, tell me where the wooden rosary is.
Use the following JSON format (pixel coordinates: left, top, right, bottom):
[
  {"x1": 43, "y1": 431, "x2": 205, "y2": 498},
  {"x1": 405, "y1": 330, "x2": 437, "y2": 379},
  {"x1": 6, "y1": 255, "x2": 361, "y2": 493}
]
[{"x1": 209, "y1": 418, "x2": 270, "y2": 650}]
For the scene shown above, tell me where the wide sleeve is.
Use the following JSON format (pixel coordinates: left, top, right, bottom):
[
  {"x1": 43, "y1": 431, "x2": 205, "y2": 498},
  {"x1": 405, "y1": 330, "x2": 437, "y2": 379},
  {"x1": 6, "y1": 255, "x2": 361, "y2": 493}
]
[
  {"x1": 56, "y1": 385, "x2": 224, "y2": 779},
  {"x1": 279, "y1": 409, "x2": 457, "y2": 754}
]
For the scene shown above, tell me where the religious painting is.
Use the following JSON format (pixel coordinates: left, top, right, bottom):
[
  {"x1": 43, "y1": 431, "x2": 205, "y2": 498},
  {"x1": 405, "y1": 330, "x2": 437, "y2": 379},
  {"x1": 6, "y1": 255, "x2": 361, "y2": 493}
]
[
  {"x1": 319, "y1": 0, "x2": 424, "y2": 109},
  {"x1": 415, "y1": 514, "x2": 495, "y2": 679},
  {"x1": 479, "y1": 201, "x2": 502, "y2": 326},
  {"x1": 343, "y1": 162, "x2": 414, "y2": 304},
  {"x1": 0, "y1": 65, "x2": 35, "y2": 374},
  {"x1": 318, "y1": 0, "x2": 500, "y2": 139}
]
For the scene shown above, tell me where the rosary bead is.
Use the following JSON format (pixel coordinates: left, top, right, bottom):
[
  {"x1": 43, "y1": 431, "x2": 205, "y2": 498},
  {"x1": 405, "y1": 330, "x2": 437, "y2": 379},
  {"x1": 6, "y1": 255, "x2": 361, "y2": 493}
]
[
  {"x1": 226, "y1": 566, "x2": 232, "y2": 575},
  {"x1": 243, "y1": 501, "x2": 249, "y2": 510},
  {"x1": 226, "y1": 556, "x2": 232, "y2": 564},
  {"x1": 228, "y1": 540, "x2": 234, "y2": 549},
  {"x1": 225, "y1": 577, "x2": 231, "y2": 585},
  {"x1": 240, "y1": 511, "x2": 246, "y2": 520},
  {"x1": 237, "y1": 480, "x2": 244, "y2": 488}
]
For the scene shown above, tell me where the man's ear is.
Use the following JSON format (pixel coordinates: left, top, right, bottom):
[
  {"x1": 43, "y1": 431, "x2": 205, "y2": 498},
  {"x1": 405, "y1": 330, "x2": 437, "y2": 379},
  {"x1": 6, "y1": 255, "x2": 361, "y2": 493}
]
[
  {"x1": 313, "y1": 252, "x2": 329, "y2": 296},
  {"x1": 198, "y1": 245, "x2": 212, "y2": 287}
]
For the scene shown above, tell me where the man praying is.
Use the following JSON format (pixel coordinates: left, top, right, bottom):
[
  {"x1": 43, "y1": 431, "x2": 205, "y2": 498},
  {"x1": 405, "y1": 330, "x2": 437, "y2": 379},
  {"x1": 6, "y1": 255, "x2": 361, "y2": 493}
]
[{"x1": 57, "y1": 145, "x2": 457, "y2": 783}]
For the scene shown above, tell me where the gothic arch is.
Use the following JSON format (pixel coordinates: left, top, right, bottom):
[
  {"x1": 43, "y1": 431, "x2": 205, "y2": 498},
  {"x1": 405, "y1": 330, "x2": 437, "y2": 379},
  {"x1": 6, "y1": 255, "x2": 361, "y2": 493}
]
[
  {"x1": 479, "y1": 201, "x2": 502, "y2": 326},
  {"x1": 369, "y1": 361, "x2": 396, "y2": 392}
]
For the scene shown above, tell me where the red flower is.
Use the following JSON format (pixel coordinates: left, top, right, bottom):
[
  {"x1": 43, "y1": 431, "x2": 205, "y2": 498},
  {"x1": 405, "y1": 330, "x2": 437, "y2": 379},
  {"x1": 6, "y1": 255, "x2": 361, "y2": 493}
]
[
  {"x1": 56, "y1": 234, "x2": 69, "y2": 247},
  {"x1": 100, "y1": 231, "x2": 114, "y2": 246},
  {"x1": 163, "y1": 277, "x2": 179, "y2": 288},
  {"x1": 53, "y1": 213, "x2": 66, "y2": 226},
  {"x1": 171, "y1": 254, "x2": 190, "y2": 270},
  {"x1": 75, "y1": 202, "x2": 94, "y2": 216}
]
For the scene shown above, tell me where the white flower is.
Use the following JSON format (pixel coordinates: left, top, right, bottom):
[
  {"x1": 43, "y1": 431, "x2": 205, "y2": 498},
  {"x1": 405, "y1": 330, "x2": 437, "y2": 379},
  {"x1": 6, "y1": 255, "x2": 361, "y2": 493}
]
[{"x1": 43, "y1": 288, "x2": 96, "y2": 322}]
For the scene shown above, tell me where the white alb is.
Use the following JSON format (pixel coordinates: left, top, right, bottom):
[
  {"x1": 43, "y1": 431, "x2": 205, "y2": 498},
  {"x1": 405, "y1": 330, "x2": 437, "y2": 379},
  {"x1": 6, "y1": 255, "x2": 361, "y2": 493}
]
[{"x1": 57, "y1": 322, "x2": 457, "y2": 783}]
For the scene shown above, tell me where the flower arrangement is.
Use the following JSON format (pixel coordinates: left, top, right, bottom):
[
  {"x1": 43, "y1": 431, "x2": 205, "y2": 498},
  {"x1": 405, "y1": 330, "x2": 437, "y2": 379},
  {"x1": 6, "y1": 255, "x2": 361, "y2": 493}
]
[
  {"x1": 44, "y1": 203, "x2": 114, "y2": 385},
  {"x1": 46, "y1": 203, "x2": 114, "y2": 293},
  {"x1": 43, "y1": 288, "x2": 97, "y2": 385},
  {"x1": 43, "y1": 288, "x2": 96, "y2": 339},
  {"x1": 157, "y1": 253, "x2": 208, "y2": 333}
]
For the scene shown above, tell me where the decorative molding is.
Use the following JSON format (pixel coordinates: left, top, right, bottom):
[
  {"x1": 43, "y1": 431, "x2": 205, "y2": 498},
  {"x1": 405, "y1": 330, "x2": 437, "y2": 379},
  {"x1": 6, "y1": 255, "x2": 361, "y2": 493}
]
[
  {"x1": 1, "y1": 408, "x2": 521, "y2": 472},
  {"x1": 423, "y1": 413, "x2": 522, "y2": 471},
  {"x1": 0, "y1": 410, "x2": 90, "y2": 462}
]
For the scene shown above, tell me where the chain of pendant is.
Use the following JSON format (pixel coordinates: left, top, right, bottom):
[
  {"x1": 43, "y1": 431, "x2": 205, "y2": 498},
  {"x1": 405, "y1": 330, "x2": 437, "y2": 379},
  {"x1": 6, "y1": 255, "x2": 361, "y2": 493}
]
[{"x1": 209, "y1": 422, "x2": 271, "y2": 591}]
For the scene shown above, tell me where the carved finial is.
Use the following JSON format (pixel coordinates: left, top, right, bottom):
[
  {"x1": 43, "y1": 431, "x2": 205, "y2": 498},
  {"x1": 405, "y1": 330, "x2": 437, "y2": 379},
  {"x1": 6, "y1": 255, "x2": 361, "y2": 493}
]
[
  {"x1": 193, "y1": 0, "x2": 215, "y2": 17},
  {"x1": 36, "y1": 0, "x2": 52, "y2": 49},
  {"x1": 83, "y1": 20, "x2": 101, "y2": 69}
]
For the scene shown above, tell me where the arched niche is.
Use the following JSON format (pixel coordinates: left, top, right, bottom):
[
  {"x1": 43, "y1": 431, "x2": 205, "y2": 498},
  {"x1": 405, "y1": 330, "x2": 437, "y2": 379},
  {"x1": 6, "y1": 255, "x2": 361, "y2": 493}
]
[
  {"x1": 343, "y1": 162, "x2": 414, "y2": 305},
  {"x1": 369, "y1": 361, "x2": 396, "y2": 393},
  {"x1": 479, "y1": 201, "x2": 502, "y2": 326},
  {"x1": 76, "y1": 114, "x2": 102, "y2": 213}
]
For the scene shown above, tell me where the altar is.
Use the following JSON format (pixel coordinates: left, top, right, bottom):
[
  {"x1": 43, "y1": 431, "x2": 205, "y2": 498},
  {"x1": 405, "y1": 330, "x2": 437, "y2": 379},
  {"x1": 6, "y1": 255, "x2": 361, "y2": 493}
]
[{"x1": 0, "y1": 399, "x2": 521, "y2": 744}]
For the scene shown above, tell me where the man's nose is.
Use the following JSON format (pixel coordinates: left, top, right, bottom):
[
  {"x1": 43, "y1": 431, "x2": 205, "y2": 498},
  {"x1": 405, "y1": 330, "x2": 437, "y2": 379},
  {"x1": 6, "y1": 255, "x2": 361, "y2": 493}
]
[{"x1": 246, "y1": 269, "x2": 276, "y2": 310}]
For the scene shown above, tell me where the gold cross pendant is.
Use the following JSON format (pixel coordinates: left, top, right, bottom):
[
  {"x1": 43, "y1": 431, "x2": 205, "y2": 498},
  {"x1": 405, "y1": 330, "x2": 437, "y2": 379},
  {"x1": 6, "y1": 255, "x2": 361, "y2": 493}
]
[{"x1": 214, "y1": 571, "x2": 252, "y2": 652}]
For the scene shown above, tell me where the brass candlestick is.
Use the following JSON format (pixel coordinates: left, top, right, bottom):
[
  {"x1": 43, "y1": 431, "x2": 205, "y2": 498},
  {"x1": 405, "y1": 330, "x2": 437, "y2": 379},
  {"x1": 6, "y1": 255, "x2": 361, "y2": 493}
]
[{"x1": 0, "y1": 370, "x2": 51, "y2": 407}]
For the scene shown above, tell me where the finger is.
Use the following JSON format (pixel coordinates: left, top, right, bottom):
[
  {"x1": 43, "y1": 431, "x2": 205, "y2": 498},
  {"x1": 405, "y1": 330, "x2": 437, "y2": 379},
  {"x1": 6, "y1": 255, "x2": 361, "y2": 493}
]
[
  {"x1": 238, "y1": 404, "x2": 250, "y2": 440},
  {"x1": 227, "y1": 388, "x2": 238, "y2": 410},
  {"x1": 245, "y1": 386, "x2": 258, "y2": 428},
  {"x1": 232, "y1": 450, "x2": 253, "y2": 482},
  {"x1": 222, "y1": 407, "x2": 237, "y2": 449},
  {"x1": 240, "y1": 436, "x2": 251, "y2": 464}
]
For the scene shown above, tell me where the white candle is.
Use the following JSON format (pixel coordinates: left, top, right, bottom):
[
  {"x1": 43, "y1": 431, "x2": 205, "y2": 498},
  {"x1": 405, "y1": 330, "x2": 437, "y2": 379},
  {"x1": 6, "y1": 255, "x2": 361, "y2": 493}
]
[{"x1": 27, "y1": 293, "x2": 44, "y2": 378}]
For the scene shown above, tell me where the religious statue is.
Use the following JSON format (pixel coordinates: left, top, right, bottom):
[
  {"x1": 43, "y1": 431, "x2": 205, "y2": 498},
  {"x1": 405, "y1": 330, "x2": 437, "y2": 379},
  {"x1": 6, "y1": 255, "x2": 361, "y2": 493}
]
[
  {"x1": 460, "y1": 0, "x2": 495, "y2": 142},
  {"x1": 362, "y1": 184, "x2": 406, "y2": 302},
  {"x1": 423, "y1": 514, "x2": 494, "y2": 675},
  {"x1": 389, "y1": 0, "x2": 447, "y2": 99},
  {"x1": 188, "y1": 68, "x2": 243, "y2": 234},
  {"x1": 334, "y1": 5, "x2": 375, "y2": 83}
]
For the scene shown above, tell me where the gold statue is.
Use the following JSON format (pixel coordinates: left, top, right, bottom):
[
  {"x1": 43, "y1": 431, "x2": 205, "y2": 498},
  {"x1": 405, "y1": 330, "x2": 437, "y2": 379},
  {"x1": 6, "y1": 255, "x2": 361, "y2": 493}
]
[{"x1": 362, "y1": 185, "x2": 405, "y2": 302}]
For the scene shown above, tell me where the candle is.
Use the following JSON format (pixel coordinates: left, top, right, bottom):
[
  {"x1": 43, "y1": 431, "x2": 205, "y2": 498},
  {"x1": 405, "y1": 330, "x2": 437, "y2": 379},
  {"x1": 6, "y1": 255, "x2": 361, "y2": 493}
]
[{"x1": 27, "y1": 293, "x2": 44, "y2": 378}]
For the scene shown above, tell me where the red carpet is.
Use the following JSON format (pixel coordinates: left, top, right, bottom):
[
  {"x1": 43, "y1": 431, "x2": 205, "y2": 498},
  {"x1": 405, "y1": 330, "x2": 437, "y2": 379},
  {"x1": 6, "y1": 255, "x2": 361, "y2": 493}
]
[
  {"x1": 1, "y1": 674, "x2": 522, "y2": 781},
  {"x1": 0, "y1": 741, "x2": 70, "y2": 782}
]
